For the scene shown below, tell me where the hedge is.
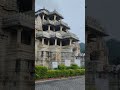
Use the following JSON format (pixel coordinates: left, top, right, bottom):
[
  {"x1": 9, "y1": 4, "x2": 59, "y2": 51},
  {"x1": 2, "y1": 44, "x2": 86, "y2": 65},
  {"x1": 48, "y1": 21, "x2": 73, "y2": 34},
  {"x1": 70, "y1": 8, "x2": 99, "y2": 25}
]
[
  {"x1": 35, "y1": 66, "x2": 48, "y2": 79},
  {"x1": 35, "y1": 66, "x2": 85, "y2": 80}
]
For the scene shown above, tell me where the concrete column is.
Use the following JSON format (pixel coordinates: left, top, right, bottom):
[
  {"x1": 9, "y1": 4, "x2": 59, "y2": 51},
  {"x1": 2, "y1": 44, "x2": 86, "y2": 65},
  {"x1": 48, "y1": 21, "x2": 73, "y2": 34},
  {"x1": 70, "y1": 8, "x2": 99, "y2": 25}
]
[
  {"x1": 48, "y1": 40, "x2": 50, "y2": 46},
  {"x1": 60, "y1": 26, "x2": 63, "y2": 32},
  {"x1": 48, "y1": 25, "x2": 50, "y2": 31},
  {"x1": 54, "y1": 27, "x2": 56, "y2": 32},
  {"x1": 69, "y1": 39, "x2": 72, "y2": 45},
  {"x1": 54, "y1": 15, "x2": 57, "y2": 21},
  {"x1": 42, "y1": 14, "x2": 44, "y2": 21},
  {"x1": 60, "y1": 40, "x2": 62, "y2": 46},
  {"x1": 55, "y1": 39, "x2": 57, "y2": 45},
  {"x1": 17, "y1": 29, "x2": 22, "y2": 44},
  {"x1": 42, "y1": 38, "x2": 45, "y2": 45}
]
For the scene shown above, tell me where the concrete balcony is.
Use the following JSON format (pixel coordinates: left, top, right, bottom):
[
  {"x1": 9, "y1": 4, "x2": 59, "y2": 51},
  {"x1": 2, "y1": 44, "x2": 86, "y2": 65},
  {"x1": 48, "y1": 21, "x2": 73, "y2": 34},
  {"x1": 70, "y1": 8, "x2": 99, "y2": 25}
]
[
  {"x1": 61, "y1": 46, "x2": 73, "y2": 52},
  {"x1": 17, "y1": 43, "x2": 34, "y2": 52},
  {"x1": 2, "y1": 13, "x2": 34, "y2": 29},
  {"x1": 42, "y1": 20, "x2": 55, "y2": 25},
  {"x1": 7, "y1": 43, "x2": 34, "y2": 55},
  {"x1": 36, "y1": 31, "x2": 62, "y2": 39},
  {"x1": 42, "y1": 19, "x2": 70, "y2": 29}
]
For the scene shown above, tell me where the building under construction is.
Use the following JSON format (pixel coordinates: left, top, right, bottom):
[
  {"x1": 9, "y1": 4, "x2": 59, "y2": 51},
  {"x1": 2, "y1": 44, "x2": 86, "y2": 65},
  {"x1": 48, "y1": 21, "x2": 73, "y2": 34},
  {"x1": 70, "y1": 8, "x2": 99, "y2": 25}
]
[
  {"x1": 0, "y1": 0, "x2": 35, "y2": 90},
  {"x1": 35, "y1": 8, "x2": 82, "y2": 68}
]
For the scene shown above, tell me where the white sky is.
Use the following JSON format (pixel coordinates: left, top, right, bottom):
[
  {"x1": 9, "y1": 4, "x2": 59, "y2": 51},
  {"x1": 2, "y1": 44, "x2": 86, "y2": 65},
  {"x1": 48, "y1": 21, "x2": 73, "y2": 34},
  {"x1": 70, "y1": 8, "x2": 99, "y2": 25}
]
[{"x1": 35, "y1": 0, "x2": 85, "y2": 43}]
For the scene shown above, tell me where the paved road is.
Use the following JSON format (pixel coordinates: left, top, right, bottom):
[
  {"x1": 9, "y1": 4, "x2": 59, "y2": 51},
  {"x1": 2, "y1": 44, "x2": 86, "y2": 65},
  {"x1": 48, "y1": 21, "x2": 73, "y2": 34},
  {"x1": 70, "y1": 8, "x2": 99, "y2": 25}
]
[{"x1": 35, "y1": 76, "x2": 85, "y2": 90}]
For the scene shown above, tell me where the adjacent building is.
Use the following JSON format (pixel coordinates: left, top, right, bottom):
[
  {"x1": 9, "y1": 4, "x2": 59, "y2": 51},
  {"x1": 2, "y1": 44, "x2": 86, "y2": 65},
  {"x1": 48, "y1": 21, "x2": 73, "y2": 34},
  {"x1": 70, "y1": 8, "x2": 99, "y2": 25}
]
[
  {"x1": 0, "y1": 0, "x2": 34, "y2": 90},
  {"x1": 86, "y1": 16, "x2": 109, "y2": 90},
  {"x1": 35, "y1": 8, "x2": 81, "y2": 68}
]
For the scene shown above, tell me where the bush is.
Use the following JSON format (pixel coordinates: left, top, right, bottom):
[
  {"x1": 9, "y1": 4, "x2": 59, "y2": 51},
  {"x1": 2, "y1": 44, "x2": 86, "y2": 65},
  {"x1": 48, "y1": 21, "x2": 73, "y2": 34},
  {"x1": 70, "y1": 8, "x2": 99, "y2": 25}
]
[
  {"x1": 70, "y1": 64, "x2": 79, "y2": 69},
  {"x1": 58, "y1": 64, "x2": 66, "y2": 70},
  {"x1": 35, "y1": 66, "x2": 48, "y2": 79},
  {"x1": 35, "y1": 65, "x2": 85, "y2": 80}
]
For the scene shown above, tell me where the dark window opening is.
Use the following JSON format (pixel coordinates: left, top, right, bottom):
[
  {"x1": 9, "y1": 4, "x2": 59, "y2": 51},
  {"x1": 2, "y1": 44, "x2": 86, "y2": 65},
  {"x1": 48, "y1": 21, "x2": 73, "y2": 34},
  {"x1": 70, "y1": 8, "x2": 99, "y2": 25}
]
[
  {"x1": 44, "y1": 15, "x2": 48, "y2": 20},
  {"x1": 62, "y1": 39, "x2": 69, "y2": 46},
  {"x1": 15, "y1": 60, "x2": 20, "y2": 72},
  {"x1": 17, "y1": 0, "x2": 32, "y2": 12},
  {"x1": 21, "y1": 30, "x2": 32, "y2": 45},
  {"x1": 56, "y1": 17, "x2": 60, "y2": 21},
  {"x1": 62, "y1": 27, "x2": 67, "y2": 32},
  {"x1": 41, "y1": 51, "x2": 43, "y2": 57},
  {"x1": 55, "y1": 26, "x2": 60, "y2": 31},
  {"x1": 50, "y1": 26, "x2": 54, "y2": 31},
  {"x1": 49, "y1": 16, "x2": 54, "y2": 20},
  {"x1": 42, "y1": 25, "x2": 48, "y2": 31},
  {"x1": 57, "y1": 39, "x2": 60, "y2": 46},
  {"x1": 44, "y1": 39, "x2": 48, "y2": 45},
  {"x1": 50, "y1": 39, "x2": 54, "y2": 45}
]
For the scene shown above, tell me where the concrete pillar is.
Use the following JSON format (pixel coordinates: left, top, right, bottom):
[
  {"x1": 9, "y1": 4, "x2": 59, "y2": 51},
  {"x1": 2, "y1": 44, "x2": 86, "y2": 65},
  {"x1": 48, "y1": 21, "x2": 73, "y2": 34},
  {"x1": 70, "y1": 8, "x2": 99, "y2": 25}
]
[
  {"x1": 54, "y1": 27, "x2": 56, "y2": 32},
  {"x1": 48, "y1": 25, "x2": 50, "y2": 31},
  {"x1": 55, "y1": 39, "x2": 57, "y2": 45},
  {"x1": 69, "y1": 39, "x2": 72, "y2": 45},
  {"x1": 60, "y1": 40, "x2": 62, "y2": 46},
  {"x1": 60, "y1": 26, "x2": 63, "y2": 32},
  {"x1": 54, "y1": 15, "x2": 57, "y2": 21},
  {"x1": 48, "y1": 40, "x2": 50, "y2": 46},
  {"x1": 42, "y1": 14, "x2": 44, "y2": 21},
  {"x1": 42, "y1": 38, "x2": 45, "y2": 45},
  {"x1": 17, "y1": 29, "x2": 22, "y2": 44}
]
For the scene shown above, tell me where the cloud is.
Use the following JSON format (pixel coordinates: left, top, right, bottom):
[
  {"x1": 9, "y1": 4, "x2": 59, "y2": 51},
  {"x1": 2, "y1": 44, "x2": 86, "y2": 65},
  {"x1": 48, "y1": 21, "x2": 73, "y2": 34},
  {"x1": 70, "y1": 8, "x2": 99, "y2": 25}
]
[{"x1": 35, "y1": 0, "x2": 60, "y2": 11}]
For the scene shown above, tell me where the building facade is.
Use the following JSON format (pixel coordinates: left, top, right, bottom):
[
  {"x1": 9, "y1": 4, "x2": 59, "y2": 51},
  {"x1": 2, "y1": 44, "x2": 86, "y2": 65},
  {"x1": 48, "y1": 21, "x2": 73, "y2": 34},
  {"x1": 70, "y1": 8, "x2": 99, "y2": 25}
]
[
  {"x1": 0, "y1": 0, "x2": 35, "y2": 90},
  {"x1": 35, "y1": 8, "x2": 81, "y2": 68},
  {"x1": 86, "y1": 16, "x2": 109, "y2": 90}
]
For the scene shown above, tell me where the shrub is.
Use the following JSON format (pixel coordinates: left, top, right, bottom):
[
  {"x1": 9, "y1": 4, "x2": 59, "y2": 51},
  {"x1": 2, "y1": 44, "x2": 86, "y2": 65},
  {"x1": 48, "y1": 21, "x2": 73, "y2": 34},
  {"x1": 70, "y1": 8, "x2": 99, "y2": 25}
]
[
  {"x1": 35, "y1": 66, "x2": 48, "y2": 79},
  {"x1": 58, "y1": 64, "x2": 66, "y2": 70},
  {"x1": 70, "y1": 64, "x2": 79, "y2": 69},
  {"x1": 35, "y1": 65, "x2": 85, "y2": 80}
]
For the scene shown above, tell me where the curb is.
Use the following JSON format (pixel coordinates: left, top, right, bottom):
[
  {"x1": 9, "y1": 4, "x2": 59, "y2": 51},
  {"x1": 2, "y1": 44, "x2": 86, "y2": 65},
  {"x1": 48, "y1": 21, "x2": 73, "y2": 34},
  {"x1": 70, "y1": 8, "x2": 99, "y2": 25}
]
[{"x1": 35, "y1": 76, "x2": 84, "y2": 84}]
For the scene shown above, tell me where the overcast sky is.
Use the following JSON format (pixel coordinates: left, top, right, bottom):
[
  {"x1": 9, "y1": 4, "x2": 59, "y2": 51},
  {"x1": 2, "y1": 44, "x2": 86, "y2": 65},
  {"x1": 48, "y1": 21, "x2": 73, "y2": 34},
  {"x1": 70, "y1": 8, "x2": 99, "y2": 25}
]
[
  {"x1": 86, "y1": 0, "x2": 120, "y2": 41},
  {"x1": 35, "y1": 0, "x2": 85, "y2": 43}
]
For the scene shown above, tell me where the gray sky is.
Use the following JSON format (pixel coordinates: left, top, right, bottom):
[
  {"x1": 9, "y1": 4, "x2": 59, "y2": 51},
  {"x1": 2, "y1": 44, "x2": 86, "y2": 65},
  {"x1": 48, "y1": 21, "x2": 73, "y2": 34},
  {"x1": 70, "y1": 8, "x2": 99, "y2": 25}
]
[
  {"x1": 35, "y1": 0, "x2": 85, "y2": 43},
  {"x1": 86, "y1": 0, "x2": 120, "y2": 41}
]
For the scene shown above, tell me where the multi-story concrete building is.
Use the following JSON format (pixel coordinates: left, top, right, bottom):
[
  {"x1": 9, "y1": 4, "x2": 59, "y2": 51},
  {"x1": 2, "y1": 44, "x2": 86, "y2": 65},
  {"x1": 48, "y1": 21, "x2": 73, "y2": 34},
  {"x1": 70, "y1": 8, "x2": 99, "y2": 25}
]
[
  {"x1": 0, "y1": 0, "x2": 35, "y2": 90},
  {"x1": 35, "y1": 8, "x2": 81, "y2": 68},
  {"x1": 86, "y1": 16, "x2": 109, "y2": 90}
]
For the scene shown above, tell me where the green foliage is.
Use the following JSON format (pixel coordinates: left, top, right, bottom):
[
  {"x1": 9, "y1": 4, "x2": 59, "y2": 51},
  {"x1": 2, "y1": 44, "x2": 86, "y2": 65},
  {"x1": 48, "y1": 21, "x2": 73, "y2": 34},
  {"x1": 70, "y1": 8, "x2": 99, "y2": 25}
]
[
  {"x1": 58, "y1": 64, "x2": 66, "y2": 70},
  {"x1": 35, "y1": 66, "x2": 48, "y2": 79},
  {"x1": 80, "y1": 43, "x2": 85, "y2": 53},
  {"x1": 70, "y1": 64, "x2": 79, "y2": 69},
  {"x1": 35, "y1": 65, "x2": 85, "y2": 80}
]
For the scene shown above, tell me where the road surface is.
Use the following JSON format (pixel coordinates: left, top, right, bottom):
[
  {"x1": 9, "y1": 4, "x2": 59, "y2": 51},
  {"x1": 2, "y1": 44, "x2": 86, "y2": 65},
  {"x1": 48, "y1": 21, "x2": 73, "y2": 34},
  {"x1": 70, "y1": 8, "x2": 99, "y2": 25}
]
[{"x1": 35, "y1": 76, "x2": 85, "y2": 90}]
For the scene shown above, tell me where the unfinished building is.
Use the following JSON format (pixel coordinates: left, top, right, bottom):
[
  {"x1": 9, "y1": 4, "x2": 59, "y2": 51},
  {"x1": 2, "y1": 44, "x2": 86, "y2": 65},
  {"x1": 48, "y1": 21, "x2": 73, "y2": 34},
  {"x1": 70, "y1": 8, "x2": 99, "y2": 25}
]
[
  {"x1": 35, "y1": 8, "x2": 81, "y2": 68},
  {"x1": 86, "y1": 16, "x2": 109, "y2": 90},
  {"x1": 0, "y1": 0, "x2": 34, "y2": 90}
]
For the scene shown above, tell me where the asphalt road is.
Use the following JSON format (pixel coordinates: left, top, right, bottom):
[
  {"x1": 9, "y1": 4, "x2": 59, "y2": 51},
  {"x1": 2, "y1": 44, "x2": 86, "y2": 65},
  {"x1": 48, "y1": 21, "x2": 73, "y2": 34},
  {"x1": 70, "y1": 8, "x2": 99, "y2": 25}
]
[{"x1": 35, "y1": 76, "x2": 85, "y2": 90}]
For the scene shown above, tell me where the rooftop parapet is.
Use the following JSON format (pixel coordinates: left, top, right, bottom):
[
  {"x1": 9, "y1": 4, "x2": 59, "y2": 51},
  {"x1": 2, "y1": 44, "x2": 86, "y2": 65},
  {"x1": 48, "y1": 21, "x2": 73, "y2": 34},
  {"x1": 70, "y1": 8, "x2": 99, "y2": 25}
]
[
  {"x1": 35, "y1": 9, "x2": 49, "y2": 16},
  {"x1": 36, "y1": 9, "x2": 64, "y2": 19},
  {"x1": 49, "y1": 10, "x2": 64, "y2": 19}
]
